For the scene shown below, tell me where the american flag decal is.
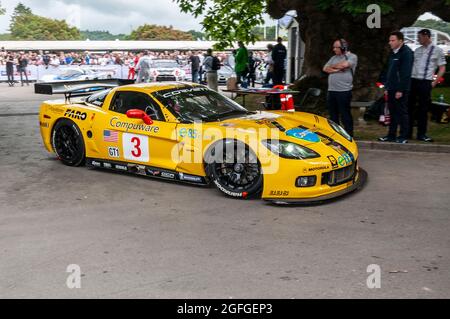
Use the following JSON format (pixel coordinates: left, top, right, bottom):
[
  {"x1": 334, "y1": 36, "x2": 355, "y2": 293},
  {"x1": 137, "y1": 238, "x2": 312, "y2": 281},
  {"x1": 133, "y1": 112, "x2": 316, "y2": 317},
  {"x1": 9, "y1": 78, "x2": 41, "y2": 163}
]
[{"x1": 103, "y1": 130, "x2": 118, "y2": 142}]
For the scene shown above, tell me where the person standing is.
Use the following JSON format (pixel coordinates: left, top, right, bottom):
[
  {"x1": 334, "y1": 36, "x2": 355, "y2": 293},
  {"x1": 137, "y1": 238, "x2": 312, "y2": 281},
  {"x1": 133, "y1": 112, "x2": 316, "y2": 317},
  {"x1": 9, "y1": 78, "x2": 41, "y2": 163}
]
[
  {"x1": 136, "y1": 51, "x2": 152, "y2": 83},
  {"x1": 264, "y1": 44, "x2": 274, "y2": 86},
  {"x1": 234, "y1": 41, "x2": 248, "y2": 86},
  {"x1": 247, "y1": 51, "x2": 260, "y2": 87},
  {"x1": 272, "y1": 37, "x2": 287, "y2": 85},
  {"x1": 202, "y1": 49, "x2": 218, "y2": 92},
  {"x1": 189, "y1": 51, "x2": 201, "y2": 83},
  {"x1": 378, "y1": 31, "x2": 414, "y2": 143},
  {"x1": 408, "y1": 29, "x2": 446, "y2": 142},
  {"x1": 17, "y1": 52, "x2": 29, "y2": 86},
  {"x1": 323, "y1": 39, "x2": 358, "y2": 137},
  {"x1": 6, "y1": 52, "x2": 15, "y2": 87}
]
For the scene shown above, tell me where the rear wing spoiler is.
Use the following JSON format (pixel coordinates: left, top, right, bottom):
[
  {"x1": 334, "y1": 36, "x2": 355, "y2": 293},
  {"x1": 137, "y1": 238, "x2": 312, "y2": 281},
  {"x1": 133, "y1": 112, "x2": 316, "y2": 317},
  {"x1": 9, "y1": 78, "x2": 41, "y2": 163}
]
[{"x1": 34, "y1": 79, "x2": 135, "y2": 101}]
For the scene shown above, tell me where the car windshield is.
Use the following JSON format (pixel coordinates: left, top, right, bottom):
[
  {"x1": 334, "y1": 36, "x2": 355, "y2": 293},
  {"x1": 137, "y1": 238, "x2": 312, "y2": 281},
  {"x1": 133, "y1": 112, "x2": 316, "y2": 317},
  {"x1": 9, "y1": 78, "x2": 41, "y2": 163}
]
[
  {"x1": 152, "y1": 86, "x2": 249, "y2": 123},
  {"x1": 152, "y1": 61, "x2": 179, "y2": 69}
]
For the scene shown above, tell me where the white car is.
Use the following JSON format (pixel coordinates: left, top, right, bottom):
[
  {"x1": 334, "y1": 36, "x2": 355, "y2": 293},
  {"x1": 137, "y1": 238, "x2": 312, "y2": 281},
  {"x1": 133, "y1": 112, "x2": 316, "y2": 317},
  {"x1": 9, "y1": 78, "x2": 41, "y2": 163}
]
[
  {"x1": 149, "y1": 59, "x2": 186, "y2": 82},
  {"x1": 39, "y1": 68, "x2": 115, "y2": 83}
]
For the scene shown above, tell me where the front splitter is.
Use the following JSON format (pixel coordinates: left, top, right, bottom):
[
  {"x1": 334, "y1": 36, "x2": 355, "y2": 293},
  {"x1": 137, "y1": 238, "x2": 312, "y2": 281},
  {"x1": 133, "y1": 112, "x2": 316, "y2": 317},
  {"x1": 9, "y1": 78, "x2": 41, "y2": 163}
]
[{"x1": 264, "y1": 168, "x2": 367, "y2": 205}]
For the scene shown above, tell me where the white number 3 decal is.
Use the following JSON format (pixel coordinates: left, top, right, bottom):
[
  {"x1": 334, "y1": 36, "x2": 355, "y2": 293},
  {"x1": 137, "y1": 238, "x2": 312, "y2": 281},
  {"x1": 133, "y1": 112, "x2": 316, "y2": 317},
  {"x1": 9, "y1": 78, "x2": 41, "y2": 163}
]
[{"x1": 123, "y1": 133, "x2": 149, "y2": 162}]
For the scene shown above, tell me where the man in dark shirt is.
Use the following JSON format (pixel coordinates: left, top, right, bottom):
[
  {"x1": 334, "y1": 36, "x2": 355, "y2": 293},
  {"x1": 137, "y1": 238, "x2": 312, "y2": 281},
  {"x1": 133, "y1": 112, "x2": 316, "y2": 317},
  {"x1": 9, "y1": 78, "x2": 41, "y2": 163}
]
[
  {"x1": 17, "y1": 53, "x2": 29, "y2": 86},
  {"x1": 189, "y1": 51, "x2": 201, "y2": 83},
  {"x1": 6, "y1": 52, "x2": 15, "y2": 87},
  {"x1": 272, "y1": 37, "x2": 287, "y2": 85},
  {"x1": 379, "y1": 31, "x2": 414, "y2": 144}
]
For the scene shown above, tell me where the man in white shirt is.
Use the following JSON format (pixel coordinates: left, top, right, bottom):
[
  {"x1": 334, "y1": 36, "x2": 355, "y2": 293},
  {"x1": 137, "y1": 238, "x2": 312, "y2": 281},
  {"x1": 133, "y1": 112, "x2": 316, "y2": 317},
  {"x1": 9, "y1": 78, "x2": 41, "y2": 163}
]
[
  {"x1": 202, "y1": 49, "x2": 218, "y2": 92},
  {"x1": 136, "y1": 51, "x2": 153, "y2": 83},
  {"x1": 408, "y1": 29, "x2": 446, "y2": 142}
]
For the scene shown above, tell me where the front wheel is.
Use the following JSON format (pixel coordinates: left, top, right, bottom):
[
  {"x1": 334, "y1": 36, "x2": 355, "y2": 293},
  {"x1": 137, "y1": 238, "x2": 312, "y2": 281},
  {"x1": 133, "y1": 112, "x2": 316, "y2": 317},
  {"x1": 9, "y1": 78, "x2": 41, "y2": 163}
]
[
  {"x1": 205, "y1": 140, "x2": 263, "y2": 199},
  {"x1": 51, "y1": 119, "x2": 86, "y2": 166}
]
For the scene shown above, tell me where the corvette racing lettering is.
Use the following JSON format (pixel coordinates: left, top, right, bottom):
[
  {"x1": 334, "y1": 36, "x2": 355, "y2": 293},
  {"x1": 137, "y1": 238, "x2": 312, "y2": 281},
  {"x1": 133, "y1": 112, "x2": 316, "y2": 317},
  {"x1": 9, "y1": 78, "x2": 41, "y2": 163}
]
[
  {"x1": 65, "y1": 109, "x2": 87, "y2": 121},
  {"x1": 39, "y1": 121, "x2": 49, "y2": 128},
  {"x1": 286, "y1": 128, "x2": 320, "y2": 143},
  {"x1": 110, "y1": 117, "x2": 160, "y2": 133},
  {"x1": 160, "y1": 87, "x2": 208, "y2": 98}
]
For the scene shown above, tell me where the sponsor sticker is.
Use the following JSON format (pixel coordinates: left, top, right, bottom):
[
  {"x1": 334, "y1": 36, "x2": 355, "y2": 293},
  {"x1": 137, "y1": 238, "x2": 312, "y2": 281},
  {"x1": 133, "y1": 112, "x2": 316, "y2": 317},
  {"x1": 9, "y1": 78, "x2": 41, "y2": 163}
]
[
  {"x1": 115, "y1": 164, "x2": 128, "y2": 171},
  {"x1": 64, "y1": 109, "x2": 87, "y2": 121},
  {"x1": 269, "y1": 190, "x2": 289, "y2": 196},
  {"x1": 179, "y1": 173, "x2": 203, "y2": 183},
  {"x1": 91, "y1": 160, "x2": 102, "y2": 167},
  {"x1": 108, "y1": 147, "x2": 120, "y2": 158},
  {"x1": 327, "y1": 155, "x2": 339, "y2": 169},
  {"x1": 286, "y1": 128, "x2": 320, "y2": 143},
  {"x1": 110, "y1": 117, "x2": 159, "y2": 133},
  {"x1": 161, "y1": 171, "x2": 175, "y2": 179}
]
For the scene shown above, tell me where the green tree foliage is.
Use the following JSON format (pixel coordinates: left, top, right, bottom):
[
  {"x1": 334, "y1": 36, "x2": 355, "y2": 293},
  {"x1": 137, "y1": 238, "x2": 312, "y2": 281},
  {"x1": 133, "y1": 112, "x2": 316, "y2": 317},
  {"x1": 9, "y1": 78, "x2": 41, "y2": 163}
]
[
  {"x1": 174, "y1": 0, "x2": 265, "y2": 49},
  {"x1": 128, "y1": 24, "x2": 194, "y2": 40},
  {"x1": 9, "y1": 3, "x2": 81, "y2": 40},
  {"x1": 413, "y1": 19, "x2": 450, "y2": 35},
  {"x1": 80, "y1": 30, "x2": 127, "y2": 41}
]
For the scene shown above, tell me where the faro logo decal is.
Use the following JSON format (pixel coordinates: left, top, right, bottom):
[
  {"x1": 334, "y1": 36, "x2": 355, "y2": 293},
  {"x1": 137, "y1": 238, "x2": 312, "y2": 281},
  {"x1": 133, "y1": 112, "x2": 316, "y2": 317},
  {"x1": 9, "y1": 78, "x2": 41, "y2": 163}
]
[{"x1": 65, "y1": 109, "x2": 87, "y2": 121}]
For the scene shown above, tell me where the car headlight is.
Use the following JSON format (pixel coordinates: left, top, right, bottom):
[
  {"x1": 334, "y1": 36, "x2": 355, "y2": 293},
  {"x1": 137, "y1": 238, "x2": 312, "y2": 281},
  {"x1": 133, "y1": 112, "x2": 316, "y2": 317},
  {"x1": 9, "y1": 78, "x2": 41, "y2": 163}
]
[
  {"x1": 262, "y1": 140, "x2": 320, "y2": 160},
  {"x1": 328, "y1": 120, "x2": 352, "y2": 142}
]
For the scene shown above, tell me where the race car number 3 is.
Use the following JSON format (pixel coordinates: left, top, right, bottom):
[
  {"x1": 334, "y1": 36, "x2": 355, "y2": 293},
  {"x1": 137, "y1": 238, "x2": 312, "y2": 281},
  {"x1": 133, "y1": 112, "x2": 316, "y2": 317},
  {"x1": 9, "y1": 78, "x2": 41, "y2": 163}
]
[{"x1": 123, "y1": 133, "x2": 149, "y2": 162}]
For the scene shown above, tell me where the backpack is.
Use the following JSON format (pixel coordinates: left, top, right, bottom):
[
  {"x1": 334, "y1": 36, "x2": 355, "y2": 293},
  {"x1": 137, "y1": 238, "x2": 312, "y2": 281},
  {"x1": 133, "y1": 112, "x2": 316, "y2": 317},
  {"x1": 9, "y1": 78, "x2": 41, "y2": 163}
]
[{"x1": 212, "y1": 56, "x2": 221, "y2": 71}]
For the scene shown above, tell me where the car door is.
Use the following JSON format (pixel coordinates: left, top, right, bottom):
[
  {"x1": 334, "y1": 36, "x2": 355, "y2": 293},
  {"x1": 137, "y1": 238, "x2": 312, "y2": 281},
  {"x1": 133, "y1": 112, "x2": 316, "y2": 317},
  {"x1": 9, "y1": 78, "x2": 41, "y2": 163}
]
[{"x1": 92, "y1": 90, "x2": 179, "y2": 171}]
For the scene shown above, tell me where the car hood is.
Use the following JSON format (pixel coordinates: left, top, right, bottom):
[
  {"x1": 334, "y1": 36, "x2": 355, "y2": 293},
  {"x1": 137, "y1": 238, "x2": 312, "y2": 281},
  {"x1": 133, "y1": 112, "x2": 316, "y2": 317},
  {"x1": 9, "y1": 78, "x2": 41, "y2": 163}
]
[{"x1": 210, "y1": 111, "x2": 339, "y2": 147}]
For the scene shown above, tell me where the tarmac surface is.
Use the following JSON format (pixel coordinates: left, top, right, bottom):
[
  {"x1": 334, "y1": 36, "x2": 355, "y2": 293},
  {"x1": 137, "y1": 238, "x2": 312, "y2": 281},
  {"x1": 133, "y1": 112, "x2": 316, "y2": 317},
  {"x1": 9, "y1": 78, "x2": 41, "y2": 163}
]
[{"x1": 0, "y1": 85, "x2": 449, "y2": 298}]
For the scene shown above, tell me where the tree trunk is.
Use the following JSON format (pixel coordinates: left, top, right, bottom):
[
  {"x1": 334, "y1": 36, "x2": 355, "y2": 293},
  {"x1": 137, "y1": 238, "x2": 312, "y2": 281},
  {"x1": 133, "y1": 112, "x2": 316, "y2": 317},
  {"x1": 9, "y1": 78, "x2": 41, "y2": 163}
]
[{"x1": 267, "y1": 0, "x2": 450, "y2": 103}]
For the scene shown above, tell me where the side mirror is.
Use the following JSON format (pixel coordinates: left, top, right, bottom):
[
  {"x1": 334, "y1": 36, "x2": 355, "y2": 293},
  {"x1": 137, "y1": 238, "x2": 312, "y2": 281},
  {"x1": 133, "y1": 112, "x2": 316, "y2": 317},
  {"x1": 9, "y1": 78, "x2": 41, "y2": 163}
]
[{"x1": 126, "y1": 109, "x2": 153, "y2": 125}]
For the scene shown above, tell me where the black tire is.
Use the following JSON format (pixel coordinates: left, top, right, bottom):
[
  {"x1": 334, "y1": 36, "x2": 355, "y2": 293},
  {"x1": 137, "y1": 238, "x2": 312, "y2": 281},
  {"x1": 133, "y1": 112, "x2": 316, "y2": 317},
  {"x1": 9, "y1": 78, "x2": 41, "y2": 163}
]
[
  {"x1": 205, "y1": 140, "x2": 263, "y2": 199},
  {"x1": 51, "y1": 119, "x2": 86, "y2": 166}
]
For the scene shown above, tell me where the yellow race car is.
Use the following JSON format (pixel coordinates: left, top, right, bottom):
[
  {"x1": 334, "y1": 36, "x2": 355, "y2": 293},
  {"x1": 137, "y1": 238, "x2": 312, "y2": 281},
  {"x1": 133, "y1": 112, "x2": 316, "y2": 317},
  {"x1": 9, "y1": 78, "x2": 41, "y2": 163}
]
[{"x1": 36, "y1": 80, "x2": 366, "y2": 204}]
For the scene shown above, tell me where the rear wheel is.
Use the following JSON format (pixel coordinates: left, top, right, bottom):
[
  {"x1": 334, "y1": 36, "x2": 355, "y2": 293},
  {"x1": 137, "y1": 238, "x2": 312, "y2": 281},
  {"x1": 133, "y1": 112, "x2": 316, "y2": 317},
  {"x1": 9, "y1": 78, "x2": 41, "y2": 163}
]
[
  {"x1": 51, "y1": 119, "x2": 86, "y2": 166},
  {"x1": 206, "y1": 140, "x2": 263, "y2": 199}
]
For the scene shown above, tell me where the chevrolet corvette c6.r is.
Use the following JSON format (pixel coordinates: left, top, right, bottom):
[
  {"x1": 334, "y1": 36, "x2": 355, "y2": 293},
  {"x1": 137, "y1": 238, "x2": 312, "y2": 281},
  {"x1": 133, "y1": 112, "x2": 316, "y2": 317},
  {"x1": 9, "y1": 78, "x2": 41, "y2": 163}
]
[{"x1": 36, "y1": 80, "x2": 365, "y2": 204}]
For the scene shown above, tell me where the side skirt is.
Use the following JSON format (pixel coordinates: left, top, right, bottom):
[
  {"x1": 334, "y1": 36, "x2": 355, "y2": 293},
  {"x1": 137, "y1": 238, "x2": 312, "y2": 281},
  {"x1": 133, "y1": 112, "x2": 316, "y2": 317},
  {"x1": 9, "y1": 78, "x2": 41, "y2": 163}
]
[{"x1": 86, "y1": 158, "x2": 209, "y2": 186}]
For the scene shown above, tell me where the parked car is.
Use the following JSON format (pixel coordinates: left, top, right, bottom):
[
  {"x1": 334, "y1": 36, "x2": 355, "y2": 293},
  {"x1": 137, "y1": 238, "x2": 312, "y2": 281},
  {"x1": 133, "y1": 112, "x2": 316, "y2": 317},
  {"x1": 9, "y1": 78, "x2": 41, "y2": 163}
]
[
  {"x1": 149, "y1": 59, "x2": 186, "y2": 82},
  {"x1": 39, "y1": 67, "x2": 114, "y2": 83}
]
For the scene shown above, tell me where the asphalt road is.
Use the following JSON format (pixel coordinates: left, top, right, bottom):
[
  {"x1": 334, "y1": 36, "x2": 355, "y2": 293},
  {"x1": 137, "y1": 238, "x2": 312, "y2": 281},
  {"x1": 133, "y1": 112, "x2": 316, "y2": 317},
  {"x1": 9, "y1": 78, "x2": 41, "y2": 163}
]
[{"x1": 0, "y1": 85, "x2": 449, "y2": 298}]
